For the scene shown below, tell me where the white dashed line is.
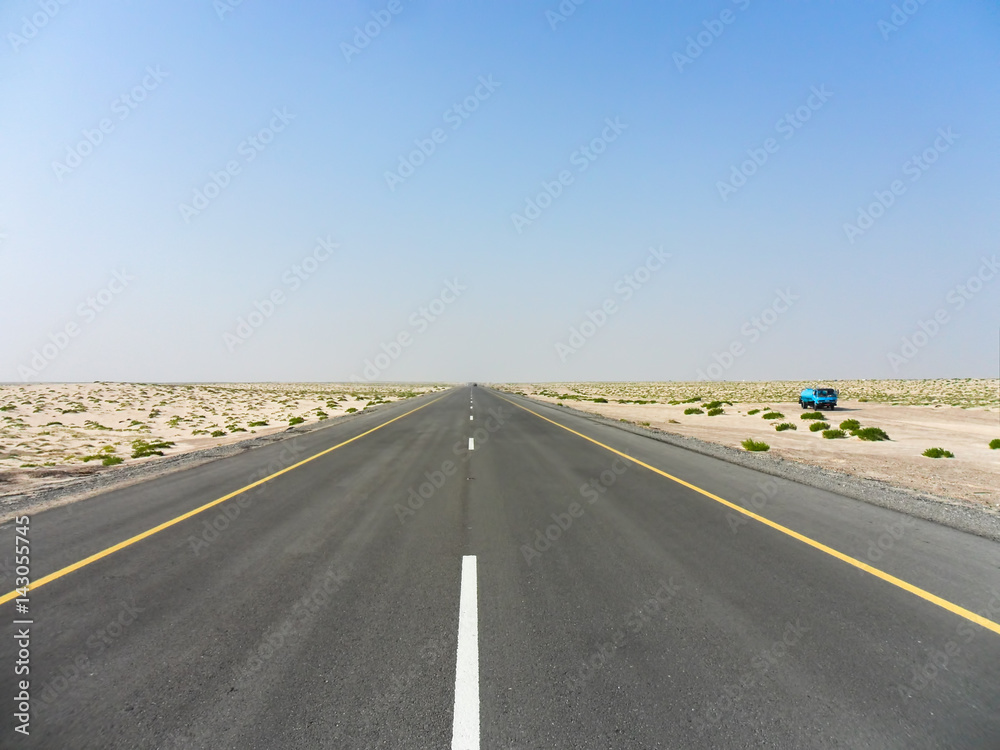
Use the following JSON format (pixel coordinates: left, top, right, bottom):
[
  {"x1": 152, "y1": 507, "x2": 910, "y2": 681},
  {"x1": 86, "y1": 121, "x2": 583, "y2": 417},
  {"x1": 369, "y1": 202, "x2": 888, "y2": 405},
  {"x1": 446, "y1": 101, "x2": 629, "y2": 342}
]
[
  {"x1": 451, "y1": 555, "x2": 479, "y2": 750},
  {"x1": 468, "y1": 437, "x2": 475, "y2": 450},
  {"x1": 470, "y1": 415, "x2": 473, "y2": 421}
]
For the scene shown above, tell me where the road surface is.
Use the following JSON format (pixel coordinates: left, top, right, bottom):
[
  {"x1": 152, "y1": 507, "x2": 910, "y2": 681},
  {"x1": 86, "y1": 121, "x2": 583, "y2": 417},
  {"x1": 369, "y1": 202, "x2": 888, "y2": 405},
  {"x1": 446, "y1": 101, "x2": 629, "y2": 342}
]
[{"x1": 1, "y1": 386, "x2": 999, "y2": 748}]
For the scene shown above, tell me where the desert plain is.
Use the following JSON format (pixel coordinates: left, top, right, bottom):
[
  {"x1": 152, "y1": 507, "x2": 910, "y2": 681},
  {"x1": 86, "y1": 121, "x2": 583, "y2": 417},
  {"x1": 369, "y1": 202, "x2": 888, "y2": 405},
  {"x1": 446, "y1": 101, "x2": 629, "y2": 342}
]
[
  {"x1": 0, "y1": 382, "x2": 444, "y2": 499},
  {"x1": 499, "y1": 379, "x2": 1000, "y2": 507}
]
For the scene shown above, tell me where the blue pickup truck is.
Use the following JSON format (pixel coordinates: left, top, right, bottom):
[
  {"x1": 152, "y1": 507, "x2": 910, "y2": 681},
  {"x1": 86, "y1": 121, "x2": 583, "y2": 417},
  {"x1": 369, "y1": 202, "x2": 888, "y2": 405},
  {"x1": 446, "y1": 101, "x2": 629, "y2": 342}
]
[{"x1": 799, "y1": 387, "x2": 838, "y2": 410}]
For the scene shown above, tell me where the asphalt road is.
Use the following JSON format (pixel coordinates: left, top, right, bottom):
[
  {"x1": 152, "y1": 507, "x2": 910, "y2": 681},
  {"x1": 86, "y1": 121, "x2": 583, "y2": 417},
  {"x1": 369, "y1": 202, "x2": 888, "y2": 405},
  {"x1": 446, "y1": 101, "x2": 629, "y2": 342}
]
[{"x1": 1, "y1": 386, "x2": 999, "y2": 749}]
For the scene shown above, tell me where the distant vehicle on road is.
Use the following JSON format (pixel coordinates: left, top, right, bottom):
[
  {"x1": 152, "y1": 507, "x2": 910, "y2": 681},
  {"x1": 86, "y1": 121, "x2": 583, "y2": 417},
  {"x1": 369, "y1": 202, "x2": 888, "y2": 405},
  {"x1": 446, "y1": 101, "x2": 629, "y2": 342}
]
[{"x1": 800, "y1": 387, "x2": 838, "y2": 410}]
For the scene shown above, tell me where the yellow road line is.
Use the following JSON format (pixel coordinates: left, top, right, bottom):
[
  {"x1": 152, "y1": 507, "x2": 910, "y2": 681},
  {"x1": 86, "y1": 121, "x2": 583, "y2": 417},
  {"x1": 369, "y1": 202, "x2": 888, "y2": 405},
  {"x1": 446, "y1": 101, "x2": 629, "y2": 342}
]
[
  {"x1": 0, "y1": 396, "x2": 443, "y2": 606},
  {"x1": 500, "y1": 395, "x2": 1000, "y2": 637}
]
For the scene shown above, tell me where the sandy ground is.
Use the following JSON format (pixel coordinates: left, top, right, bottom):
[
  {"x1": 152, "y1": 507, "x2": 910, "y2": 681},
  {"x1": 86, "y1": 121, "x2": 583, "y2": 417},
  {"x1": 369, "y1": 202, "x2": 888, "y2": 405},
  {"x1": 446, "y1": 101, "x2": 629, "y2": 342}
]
[
  {"x1": 504, "y1": 383, "x2": 1000, "y2": 507},
  {"x1": 0, "y1": 383, "x2": 444, "y2": 498}
]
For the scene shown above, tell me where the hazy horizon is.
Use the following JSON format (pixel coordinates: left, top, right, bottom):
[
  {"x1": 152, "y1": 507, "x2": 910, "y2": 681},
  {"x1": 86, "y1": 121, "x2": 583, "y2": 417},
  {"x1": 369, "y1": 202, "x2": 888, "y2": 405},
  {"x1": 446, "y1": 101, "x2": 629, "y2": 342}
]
[{"x1": 3, "y1": 2, "x2": 998, "y2": 383}]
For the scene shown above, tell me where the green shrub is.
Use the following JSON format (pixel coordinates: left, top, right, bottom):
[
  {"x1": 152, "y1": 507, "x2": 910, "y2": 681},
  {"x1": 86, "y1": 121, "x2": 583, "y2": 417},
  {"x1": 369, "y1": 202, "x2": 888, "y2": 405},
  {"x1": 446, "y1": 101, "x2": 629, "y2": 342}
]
[
  {"x1": 707, "y1": 407, "x2": 724, "y2": 416},
  {"x1": 742, "y1": 438, "x2": 770, "y2": 452},
  {"x1": 640, "y1": 421, "x2": 651, "y2": 426},
  {"x1": 289, "y1": 416, "x2": 305, "y2": 425},
  {"x1": 682, "y1": 396, "x2": 702, "y2": 403},
  {"x1": 747, "y1": 409, "x2": 761, "y2": 415},
  {"x1": 703, "y1": 401, "x2": 724, "y2": 410},
  {"x1": 922, "y1": 447, "x2": 954, "y2": 458},
  {"x1": 84, "y1": 420, "x2": 112, "y2": 430},
  {"x1": 800, "y1": 412, "x2": 825, "y2": 420},
  {"x1": 684, "y1": 407, "x2": 703, "y2": 415},
  {"x1": 809, "y1": 422, "x2": 829, "y2": 432},
  {"x1": 593, "y1": 397, "x2": 608, "y2": 403},
  {"x1": 822, "y1": 429, "x2": 846, "y2": 439},
  {"x1": 774, "y1": 422, "x2": 797, "y2": 431},
  {"x1": 248, "y1": 420, "x2": 268, "y2": 427},
  {"x1": 858, "y1": 397, "x2": 869, "y2": 402},
  {"x1": 839, "y1": 419, "x2": 861, "y2": 431},
  {"x1": 102, "y1": 456, "x2": 124, "y2": 466},
  {"x1": 346, "y1": 407, "x2": 358, "y2": 413},
  {"x1": 762, "y1": 412, "x2": 784, "y2": 420},
  {"x1": 990, "y1": 439, "x2": 1000, "y2": 450},
  {"x1": 855, "y1": 426, "x2": 889, "y2": 441},
  {"x1": 210, "y1": 430, "x2": 226, "y2": 437},
  {"x1": 131, "y1": 438, "x2": 174, "y2": 458}
]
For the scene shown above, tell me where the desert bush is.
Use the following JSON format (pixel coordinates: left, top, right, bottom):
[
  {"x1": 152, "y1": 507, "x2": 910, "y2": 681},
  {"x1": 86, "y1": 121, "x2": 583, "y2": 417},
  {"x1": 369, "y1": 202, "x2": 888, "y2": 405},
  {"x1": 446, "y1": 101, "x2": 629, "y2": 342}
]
[
  {"x1": 131, "y1": 438, "x2": 174, "y2": 458},
  {"x1": 706, "y1": 407, "x2": 724, "y2": 416},
  {"x1": 774, "y1": 422, "x2": 797, "y2": 431},
  {"x1": 684, "y1": 407, "x2": 704, "y2": 415},
  {"x1": 248, "y1": 420, "x2": 268, "y2": 427},
  {"x1": 922, "y1": 447, "x2": 954, "y2": 458},
  {"x1": 703, "y1": 401, "x2": 724, "y2": 410},
  {"x1": 747, "y1": 409, "x2": 761, "y2": 415},
  {"x1": 762, "y1": 412, "x2": 784, "y2": 420},
  {"x1": 289, "y1": 416, "x2": 305, "y2": 426},
  {"x1": 855, "y1": 426, "x2": 889, "y2": 441},
  {"x1": 822, "y1": 429, "x2": 846, "y2": 439},
  {"x1": 990, "y1": 439, "x2": 1000, "y2": 450},
  {"x1": 346, "y1": 407, "x2": 358, "y2": 413},
  {"x1": 210, "y1": 430, "x2": 226, "y2": 437},
  {"x1": 800, "y1": 412, "x2": 825, "y2": 420},
  {"x1": 742, "y1": 438, "x2": 770, "y2": 452},
  {"x1": 809, "y1": 422, "x2": 829, "y2": 432},
  {"x1": 593, "y1": 397, "x2": 608, "y2": 403},
  {"x1": 839, "y1": 419, "x2": 861, "y2": 431},
  {"x1": 102, "y1": 456, "x2": 124, "y2": 466}
]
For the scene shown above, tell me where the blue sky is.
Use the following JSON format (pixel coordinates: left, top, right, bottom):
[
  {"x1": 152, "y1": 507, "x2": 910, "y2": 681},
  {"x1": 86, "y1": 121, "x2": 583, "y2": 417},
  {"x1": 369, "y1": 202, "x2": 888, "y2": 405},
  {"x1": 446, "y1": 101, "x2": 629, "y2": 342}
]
[{"x1": 1, "y1": 0, "x2": 998, "y2": 383}]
